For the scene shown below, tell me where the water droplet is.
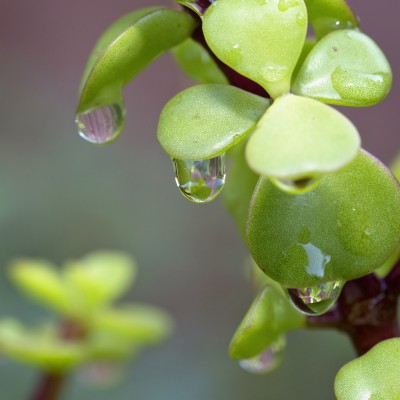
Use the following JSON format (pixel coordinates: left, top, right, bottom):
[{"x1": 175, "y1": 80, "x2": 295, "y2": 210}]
[
  {"x1": 278, "y1": 0, "x2": 300, "y2": 12},
  {"x1": 173, "y1": 154, "x2": 226, "y2": 203},
  {"x1": 262, "y1": 64, "x2": 288, "y2": 82},
  {"x1": 287, "y1": 281, "x2": 344, "y2": 316},
  {"x1": 239, "y1": 337, "x2": 285, "y2": 374},
  {"x1": 76, "y1": 103, "x2": 125, "y2": 144},
  {"x1": 271, "y1": 176, "x2": 320, "y2": 194}
]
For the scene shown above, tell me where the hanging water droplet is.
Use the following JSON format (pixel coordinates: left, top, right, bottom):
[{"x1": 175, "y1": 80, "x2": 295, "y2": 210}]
[
  {"x1": 271, "y1": 176, "x2": 320, "y2": 194},
  {"x1": 76, "y1": 103, "x2": 125, "y2": 144},
  {"x1": 287, "y1": 281, "x2": 344, "y2": 316},
  {"x1": 239, "y1": 337, "x2": 285, "y2": 374},
  {"x1": 173, "y1": 154, "x2": 226, "y2": 203}
]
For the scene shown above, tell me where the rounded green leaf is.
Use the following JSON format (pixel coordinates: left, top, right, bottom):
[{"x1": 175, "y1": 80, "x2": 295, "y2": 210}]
[
  {"x1": 230, "y1": 286, "x2": 305, "y2": 359},
  {"x1": 292, "y1": 30, "x2": 392, "y2": 106},
  {"x1": 172, "y1": 38, "x2": 228, "y2": 84},
  {"x1": 246, "y1": 94, "x2": 360, "y2": 180},
  {"x1": 91, "y1": 304, "x2": 173, "y2": 345},
  {"x1": 157, "y1": 84, "x2": 270, "y2": 160},
  {"x1": 335, "y1": 338, "x2": 400, "y2": 400},
  {"x1": 223, "y1": 139, "x2": 259, "y2": 238},
  {"x1": 202, "y1": 0, "x2": 307, "y2": 98},
  {"x1": 77, "y1": 8, "x2": 196, "y2": 113},
  {"x1": 9, "y1": 259, "x2": 70, "y2": 314},
  {"x1": 0, "y1": 320, "x2": 86, "y2": 372},
  {"x1": 64, "y1": 251, "x2": 136, "y2": 311},
  {"x1": 247, "y1": 151, "x2": 400, "y2": 287},
  {"x1": 291, "y1": 38, "x2": 316, "y2": 85},
  {"x1": 304, "y1": 0, "x2": 357, "y2": 39}
]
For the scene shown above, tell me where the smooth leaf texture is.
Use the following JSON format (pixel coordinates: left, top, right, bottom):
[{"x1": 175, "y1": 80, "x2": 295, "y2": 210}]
[
  {"x1": 335, "y1": 338, "x2": 400, "y2": 400},
  {"x1": 64, "y1": 251, "x2": 136, "y2": 312},
  {"x1": 304, "y1": 0, "x2": 357, "y2": 39},
  {"x1": 246, "y1": 94, "x2": 360, "y2": 180},
  {"x1": 172, "y1": 38, "x2": 228, "y2": 84},
  {"x1": 247, "y1": 151, "x2": 400, "y2": 287},
  {"x1": 223, "y1": 139, "x2": 259, "y2": 238},
  {"x1": 157, "y1": 84, "x2": 270, "y2": 160},
  {"x1": 0, "y1": 320, "x2": 86, "y2": 372},
  {"x1": 77, "y1": 8, "x2": 196, "y2": 113},
  {"x1": 230, "y1": 286, "x2": 305, "y2": 359},
  {"x1": 291, "y1": 38, "x2": 316, "y2": 85},
  {"x1": 203, "y1": 0, "x2": 307, "y2": 98},
  {"x1": 292, "y1": 30, "x2": 392, "y2": 106},
  {"x1": 9, "y1": 259, "x2": 70, "y2": 314},
  {"x1": 91, "y1": 304, "x2": 173, "y2": 345}
]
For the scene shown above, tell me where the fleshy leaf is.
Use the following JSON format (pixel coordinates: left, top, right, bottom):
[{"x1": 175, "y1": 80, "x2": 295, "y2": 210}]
[
  {"x1": 0, "y1": 320, "x2": 86, "y2": 372},
  {"x1": 77, "y1": 8, "x2": 196, "y2": 113},
  {"x1": 223, "y1": 139, "x2": 259, "y2": 238},
  {"x1": 202, "y1": 0, "x2": 307, "y2": 98},
  {"x1": 64, "y1": 251, "x2": 136, "y2": 312},
  {"x1": 91, "y1": 304, "x2": 173, "y2": 345},
  {"x1": 291, "y1": 38, "x2": 316, "y2": 85},
  {"x1": 87, "y1": 330, "x2": 136, "y2": 360},
  {"x1": 172, "y1": 38, "x2": 228, "y2": 84},
  {"x1": 230, "y1": 286, "x2": 305, "y2": 359},
  {"x1": 157, "y1": 84, "x2": 270, "y2": 160},
  {"x1": 245, "y1": 94, "x2": 360, "y2": 181},
  {"x1": 304, "y1": 0, "x2": 357, "y2": 39},
  {"x1": 9, "y1": 259, "x2": 70, "y2": 314},
  {"x1": 335, "y1": 338, "x2": 400, "y2": 400},
  {"x1": 292, "y1": 30, "x2": 392, "y2": 106},
  {"x1": 247, "y1": 150, "x2": 400, "y2": 287}
]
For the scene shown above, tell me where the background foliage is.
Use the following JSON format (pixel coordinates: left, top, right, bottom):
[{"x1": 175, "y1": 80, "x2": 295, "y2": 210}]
[{"x1": 0, "y1": 0, "x2": 398, "y2": 399}]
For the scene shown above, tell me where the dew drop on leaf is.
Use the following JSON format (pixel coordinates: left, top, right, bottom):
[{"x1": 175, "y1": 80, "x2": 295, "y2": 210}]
[
  {"x1": 270, "y1": 176, "x2": 320, "y2": 194},
  {"x1": 239, "y1": 337, "x2": 285, "y2": 374},
  {"x1": 173, "y1": 154, "x2": 226, "y2": 203},
  {"x1": 287, "y1": 281, "x2": 344, "y2": 316},
  {"x1": 76, "y1": 103, "x2": 125, "y2": 144}
]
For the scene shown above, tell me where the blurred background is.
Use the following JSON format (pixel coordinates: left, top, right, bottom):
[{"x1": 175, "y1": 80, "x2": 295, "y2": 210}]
[{"x1": 0, "y1": 0, "x2": 398, "y2": 399}]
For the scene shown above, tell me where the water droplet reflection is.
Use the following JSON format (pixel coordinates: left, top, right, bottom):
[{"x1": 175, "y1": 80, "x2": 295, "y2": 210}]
[
  {"x1": 287, "y1": 281, "x2": 344, "y2": 316},
  {"x1": 76, "y1": 103, "x2": 125, "y2": 144},
  {"x1": 271, "y1": 176, "x2": 320, "y2": 194},
  {"x1": 173, "y1": 154, "x2": 226, "y2": 203},
  {"x1": 239, "y1": 337, "x2": 285, "y2": 374}
]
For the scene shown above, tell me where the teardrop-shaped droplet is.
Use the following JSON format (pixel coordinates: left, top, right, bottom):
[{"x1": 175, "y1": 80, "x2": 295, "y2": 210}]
[
  {"x1": 173, "y1": 154, "x2": 226, "y2": 203},
  {"x1": 287, "y1": 281, "x2": 344, "y2": 316},
  {"x1": 239, "y1": 337, "x2": 285, "y2": 374},
  {"x1": 76, "y1": 103, "x2": 125, "y2": 144},
  {"x1": 271, "y1": 175, "x2": 320, "y2": 194}
]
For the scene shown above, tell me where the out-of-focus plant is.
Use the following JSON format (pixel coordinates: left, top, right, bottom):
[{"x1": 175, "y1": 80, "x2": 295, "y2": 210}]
[
  {"x1": 0, "y1": 251, "x2": 173, "y2": 400},
  {"x1": 74, "y1": 0, "x2": 400, "y2": 398}
]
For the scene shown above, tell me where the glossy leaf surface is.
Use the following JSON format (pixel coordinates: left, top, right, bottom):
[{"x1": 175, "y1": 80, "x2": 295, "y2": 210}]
[
  {"x1": 247, "y1": 151, "x2": 400, "y2": 287},
  {"x1": 293, "y1": 30, "x2": 392, "y2": 106},
  {"x1": 77, "y1": 8, "x2": 196, "y2": 113},
  {"x1": 172, "y1": 38, "x2": 228, "y2": 84},
  {"x1": 304, "y1": 0, "x2": 357, "y2": 39},
  {"x1": 335, "y1": 338, "x2": 400, "y2": 400},
  {"x1": 230, "y1": 286, "x2": 304, "y2": 359},
  {"x1": 157, "y1": 84, "x2": 269, "y2": 160},
  {"x1": 246, "y1": 94, "x2": 360, "y2": 180},
  {"x1": 203, "y1": 0, "x2": 307, "y2": 98},
  {"x1": 291, "y1": 38, "x2": 316, "y2": 85}
]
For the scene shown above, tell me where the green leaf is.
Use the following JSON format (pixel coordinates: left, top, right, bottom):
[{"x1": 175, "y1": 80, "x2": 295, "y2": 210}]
[
  {"x1": 247, "y1": 151, "x2": 400, "y2": 287},
  {"x1": 335, "y1": 338, "x2": 400, "y2": 400},
  {"x1": 87, "y1": 330, "x2": 136, "y2": 360},
  {"x1": 304, "y1": 0, "x2": 357, "y2": 39},
  {"x1": 91, "y1": 304, "x2": 173, "y2": 345},
  {"x1": 291, "y1": 38, "x2": 316, "y2": 85},
  {"x1": 375, "y1": 245, "x2": 400, "y2": 278},
  {"x1": 77, "y1": 7, "x2": 196, "y2": 113},
  {"x1": 222, "y1": 139, "x2": 259, "y2": 238},
  {"x1": 245, "y1": 94, "x2": 360, "y2": 181},
  {"x1": 157, "y1": 84, "x2": 270, "y2": 160},
  {"x1": 172, "y1": 38, "x2": 228, "y2": 84},
  {"x1": 9, "y1": 259, "x2": 70, "y2": 314},
  {"x1": 202, "y1": 0, "x2": 307, "y2": 98},
  {"x1": 174, "y1": 1, "x2": 205, "y2": 17},
  {"x1": 0, "y1": 320, "x2": 86, "y2": 372},
  {"x1": 292, "y1": 30, "x2": 392, "y2": 106},
  {"x1": 64, "y1": 251, "x2": 136, "y2": 312},
  {"x1": 230, "y1": 286, "x2": 304, "y2": 359}
]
